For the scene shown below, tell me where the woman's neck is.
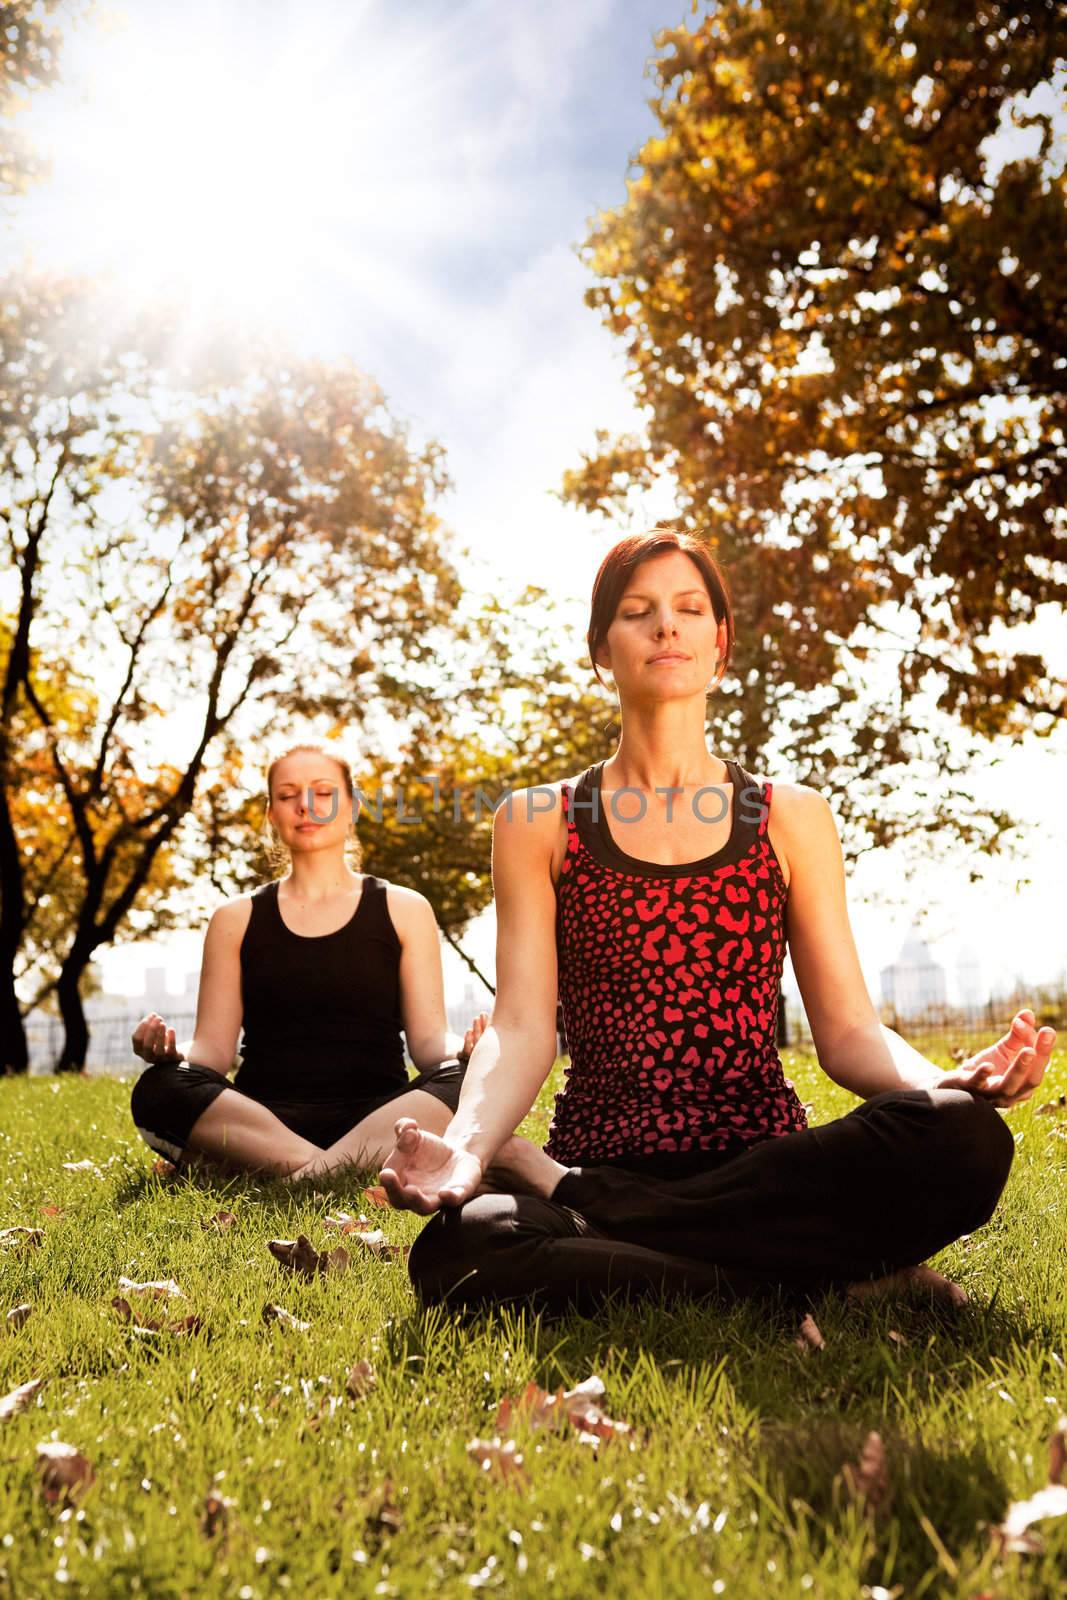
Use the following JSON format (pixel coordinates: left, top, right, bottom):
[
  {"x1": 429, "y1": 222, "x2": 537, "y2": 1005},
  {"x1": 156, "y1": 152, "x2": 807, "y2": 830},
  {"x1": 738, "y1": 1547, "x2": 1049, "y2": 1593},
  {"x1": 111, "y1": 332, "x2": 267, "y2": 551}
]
[
  {"x1": 605, "y1": 708, "x2": 726, "y2": 793},
  {"x1": 281, "y1": 849, "x2": 361, "y2": 901}
]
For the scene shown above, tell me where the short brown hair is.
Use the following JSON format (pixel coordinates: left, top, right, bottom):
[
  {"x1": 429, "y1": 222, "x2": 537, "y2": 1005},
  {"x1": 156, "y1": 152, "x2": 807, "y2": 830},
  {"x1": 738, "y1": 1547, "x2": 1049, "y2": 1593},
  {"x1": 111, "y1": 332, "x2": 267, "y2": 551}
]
[
  {"x1": 262, "y1": 742, "x2": 363, "y2": 874},
  {"x1": 587, "y1": 529, "x2": 735, "y2": 690}
]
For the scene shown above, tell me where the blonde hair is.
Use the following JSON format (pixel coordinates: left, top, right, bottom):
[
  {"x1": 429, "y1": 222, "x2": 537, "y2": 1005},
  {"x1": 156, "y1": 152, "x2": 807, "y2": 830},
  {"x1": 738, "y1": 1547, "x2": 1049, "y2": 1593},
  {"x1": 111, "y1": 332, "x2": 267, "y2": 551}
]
[{"x1": 262, "y1": 742, "x2": 364, "y2": 874}]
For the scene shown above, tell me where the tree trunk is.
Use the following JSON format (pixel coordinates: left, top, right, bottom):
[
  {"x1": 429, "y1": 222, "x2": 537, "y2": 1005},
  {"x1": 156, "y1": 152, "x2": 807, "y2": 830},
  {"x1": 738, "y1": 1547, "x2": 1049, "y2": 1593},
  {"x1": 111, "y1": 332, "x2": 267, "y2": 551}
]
[
  {"x1": 0, "y1": 964, "x2": 28, "y2": 1074},
  {"x1": 55, "y1": 959, "x2": 90, "y2": 1073}
]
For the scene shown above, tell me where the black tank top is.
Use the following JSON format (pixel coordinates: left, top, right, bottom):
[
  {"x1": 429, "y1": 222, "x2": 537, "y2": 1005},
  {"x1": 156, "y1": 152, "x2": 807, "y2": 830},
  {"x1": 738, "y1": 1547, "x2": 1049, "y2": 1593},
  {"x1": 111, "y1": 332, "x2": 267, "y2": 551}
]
[{"x1": 234, "y1": 876, "x2": 407, "y2": 1102}]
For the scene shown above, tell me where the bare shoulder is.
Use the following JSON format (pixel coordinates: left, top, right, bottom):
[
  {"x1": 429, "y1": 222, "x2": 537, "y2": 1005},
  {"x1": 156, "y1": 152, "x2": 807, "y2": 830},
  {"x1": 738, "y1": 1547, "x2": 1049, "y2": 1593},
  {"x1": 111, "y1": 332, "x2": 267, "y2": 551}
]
[
  {"x1": 765, "y1": 779, "x2": 832, "y2": 824},
  {"x1": 755, "y1": 779, "x2": 837, "y2": 889},
  {"x1": 207, "y1": 893, "x2": 255, "y2": 941},
  {"x1": 380, "y1": 881, "x2": 436, "y2": 936},
  {"x1": 493, "y1": 777, "x2": 575, "y2": 831}
]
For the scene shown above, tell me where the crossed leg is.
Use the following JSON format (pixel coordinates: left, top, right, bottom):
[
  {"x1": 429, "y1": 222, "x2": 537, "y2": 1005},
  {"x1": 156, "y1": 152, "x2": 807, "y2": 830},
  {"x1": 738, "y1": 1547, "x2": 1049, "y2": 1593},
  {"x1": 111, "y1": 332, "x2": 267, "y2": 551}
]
[{"x1": 177, "y1": 1087, "x2": 455, "y2": 1180}]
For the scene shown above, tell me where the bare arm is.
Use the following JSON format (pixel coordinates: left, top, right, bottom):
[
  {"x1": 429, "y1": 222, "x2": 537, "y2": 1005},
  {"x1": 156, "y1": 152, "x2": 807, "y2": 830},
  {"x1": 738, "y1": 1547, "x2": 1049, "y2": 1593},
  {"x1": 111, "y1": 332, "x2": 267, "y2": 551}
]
[
  {"x1": 389, "y1": 886, "x2": 486, "y2": 1069},
  {"x1": 131, "y1": 899, "x2": 250, "y2": 1076},
  {"x1": 782, "y1": 788, "x2": 942, "y2": 1096},
  {"x1": 444, "y1": 788, "x2": 560, "y2": 1162},
  {"x1": 379, "y1": 787, "x2": 561, "y2": 1209},
  {"x1": 783, "y1": 786, "x2": 1058, "y2": 1103}
]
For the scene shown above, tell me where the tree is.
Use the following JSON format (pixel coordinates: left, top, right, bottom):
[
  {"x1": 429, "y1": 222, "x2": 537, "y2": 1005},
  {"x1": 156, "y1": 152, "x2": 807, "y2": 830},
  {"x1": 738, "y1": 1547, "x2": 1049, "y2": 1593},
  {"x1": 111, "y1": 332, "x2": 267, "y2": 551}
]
[
  {"x1": 0, "y1": 274, "x2": 469, "y2": 1070},
  {"x1": 564, "y1": 0, "x2": 1065, "y2": 859},
  {"x1": 0, "y1": 1, "x2": 68, "y2": 196}
]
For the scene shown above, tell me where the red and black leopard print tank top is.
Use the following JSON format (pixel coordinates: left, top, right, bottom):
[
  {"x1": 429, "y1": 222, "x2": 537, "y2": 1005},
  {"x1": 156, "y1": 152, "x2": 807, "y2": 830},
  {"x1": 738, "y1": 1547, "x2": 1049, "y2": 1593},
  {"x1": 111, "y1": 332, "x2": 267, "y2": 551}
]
[{"x1": 545, "y1": 758, "x2": 808, "y2": 1166}]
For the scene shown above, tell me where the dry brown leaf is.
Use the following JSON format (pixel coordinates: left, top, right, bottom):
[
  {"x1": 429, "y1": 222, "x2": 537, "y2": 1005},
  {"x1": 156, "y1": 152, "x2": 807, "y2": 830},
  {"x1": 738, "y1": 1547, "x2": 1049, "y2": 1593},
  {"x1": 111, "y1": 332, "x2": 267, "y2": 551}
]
[
  {"x1": 467, "y1": 1436, "x2": 527, "y2": 1483},
  {"x1": 366, "y1": 1476, "x2": 403, "y2": 1535},
  {"x1": 262, "y1": 1302, "x2": 311, "y2": 1332},
  {"x1": 841, "y1": 1430, "x2": 890, "y2": 1511},
  {"x1": 363, "y1": 1185, "x2": 390, "y2": 1209},
  {"x1": 39, "y1": 1205, "x2": 63, "y2": 1219},
  {"x1": 346, "y1": 1359, "x2": 377, "y2": 1400},
  {"x1": 151, "y1": 1158, "x2": 180, "y2": 1178},
  {"x1": 200, "y1": 1488, "x2": 233, "y2": 1538},
  {"x1": 1036, "y1": 1095, "x2": 1067, "y2": 1117},
  {"x1": 324, "y1": 1212, "x2": 374, "y2": 1234},
  {"x1": 116, "y1": 1276, "x2": 186, "y2": 1300},
  {"x1": 1050, "y1": 1416, "x2": 1066, "y2": 1486},
  {"x1": 200, "y1": 1211, "x2": 237, "y2": 1232},
  {"x1": 6, "y1": 1304, "x2": 32, "y2": 1332},
  {"x1": 0, "y1": 1227, "x2": 44, "y2": 1254},
  {"x1": 0, "y1": 1378, "x2": 45, "y2": 1420},
  {"x1": 993, "y1": 1484, "x2": 1067, "y2": 1554},
  {"x1": 267, "y1": 1234, "x2": 350, "y2": 1279},
  {"x1": 887, "y1": 1329, "x2": 909, "y2": 1347},
  {"x1": 494, "y1": 1376, "x2": 629, "y2": 1443},
  {"x1": 990, "y1": 1416, "x2": 1067, "y2": 1554},
  {"x1": 111, "y1": 1297, "x2": 202, "y2": 1336},
  {"x1": 348, "y1": 1230, "x2": 409, "y2": 1262},
  {"x1": 36, "y1": 1442, "x2": 95, "y2": 1503},
  {"x1": 795, "y1": 1313, "x2": 825, "y2": 1352}
]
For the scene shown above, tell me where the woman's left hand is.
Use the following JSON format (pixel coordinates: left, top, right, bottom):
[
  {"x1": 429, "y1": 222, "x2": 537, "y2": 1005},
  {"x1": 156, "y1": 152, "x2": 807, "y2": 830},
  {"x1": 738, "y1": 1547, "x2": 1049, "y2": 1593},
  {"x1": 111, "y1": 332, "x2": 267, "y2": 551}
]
[
  {"x1": 935, "y1": 1008, "x2": 1058, "y2": 1108},
  {"x1": 458, "y1": 1010, "x2": 490, "y2": 1065}
]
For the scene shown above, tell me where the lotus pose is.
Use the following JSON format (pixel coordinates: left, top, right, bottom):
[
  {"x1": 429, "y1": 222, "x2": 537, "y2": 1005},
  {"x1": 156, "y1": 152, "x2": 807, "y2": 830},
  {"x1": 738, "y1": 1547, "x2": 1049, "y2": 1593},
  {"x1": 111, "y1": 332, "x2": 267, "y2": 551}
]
[
  {"x1": 129, "y1": 742, "x2": 488, "y2": 1179},
  {"x1": 379, "y1": 529, "x2": 1057, "y2": 1314}
]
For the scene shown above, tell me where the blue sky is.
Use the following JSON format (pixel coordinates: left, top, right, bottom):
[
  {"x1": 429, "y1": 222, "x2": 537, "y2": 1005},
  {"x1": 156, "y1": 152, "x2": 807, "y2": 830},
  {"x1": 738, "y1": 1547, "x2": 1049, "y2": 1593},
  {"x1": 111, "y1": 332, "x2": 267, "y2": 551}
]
[{"x1": 4, "y1": 0, "x2": 1065, "y2": 1013}]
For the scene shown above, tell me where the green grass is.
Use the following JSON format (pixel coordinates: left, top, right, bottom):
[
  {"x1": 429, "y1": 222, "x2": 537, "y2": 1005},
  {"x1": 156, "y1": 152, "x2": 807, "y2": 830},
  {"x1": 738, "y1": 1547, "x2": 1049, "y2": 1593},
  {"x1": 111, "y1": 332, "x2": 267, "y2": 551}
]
[{"x1": 1, "y1": 1048, "x2": 1066, "y2": 1599}]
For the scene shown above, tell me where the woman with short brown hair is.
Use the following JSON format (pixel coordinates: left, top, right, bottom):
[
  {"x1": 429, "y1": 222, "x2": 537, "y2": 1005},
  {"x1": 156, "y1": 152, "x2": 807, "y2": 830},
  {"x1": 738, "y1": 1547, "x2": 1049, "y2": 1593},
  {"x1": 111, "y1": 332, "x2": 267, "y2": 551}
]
[{"x1": 380, "y1": 529, "x2": 1055, "y2": 1313}]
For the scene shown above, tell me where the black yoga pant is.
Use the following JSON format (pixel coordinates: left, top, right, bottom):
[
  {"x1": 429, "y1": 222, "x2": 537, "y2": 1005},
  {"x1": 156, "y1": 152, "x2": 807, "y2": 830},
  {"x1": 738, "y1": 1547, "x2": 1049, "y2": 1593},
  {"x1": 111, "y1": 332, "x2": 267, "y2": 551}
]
[
  {"x1": 130, "y1": 1058, "x2": 467, "y2": 1165},
  {"x1": 408, "y1": 1087, "x2": 1016, "y2": 1314}
]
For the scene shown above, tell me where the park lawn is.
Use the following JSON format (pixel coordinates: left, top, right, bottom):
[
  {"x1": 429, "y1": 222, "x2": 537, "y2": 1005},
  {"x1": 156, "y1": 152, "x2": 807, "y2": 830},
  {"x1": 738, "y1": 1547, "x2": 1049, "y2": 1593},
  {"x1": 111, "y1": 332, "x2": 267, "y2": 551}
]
[{"x1": 1, "y1": 1047, "x2": 1066, "y2": 1600}]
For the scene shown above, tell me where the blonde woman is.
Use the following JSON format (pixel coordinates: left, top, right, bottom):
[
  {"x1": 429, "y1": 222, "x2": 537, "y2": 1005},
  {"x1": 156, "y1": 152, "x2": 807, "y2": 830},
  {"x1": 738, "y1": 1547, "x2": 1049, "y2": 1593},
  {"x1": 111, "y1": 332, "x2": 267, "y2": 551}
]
[{"x1": 130, "y1": 743, "x2": 487, "y2": 1179}]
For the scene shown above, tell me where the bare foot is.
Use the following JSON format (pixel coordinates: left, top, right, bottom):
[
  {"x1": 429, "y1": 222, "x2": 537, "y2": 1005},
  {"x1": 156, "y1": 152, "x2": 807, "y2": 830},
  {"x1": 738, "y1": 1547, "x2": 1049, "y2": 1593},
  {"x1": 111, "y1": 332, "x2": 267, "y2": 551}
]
[
  {"x1": 477, "y1": 1136, "x2": 568, "y2": 1200},
  {"x1": 846, "y1": 1263, "x2": 969, "y2": 1307}
]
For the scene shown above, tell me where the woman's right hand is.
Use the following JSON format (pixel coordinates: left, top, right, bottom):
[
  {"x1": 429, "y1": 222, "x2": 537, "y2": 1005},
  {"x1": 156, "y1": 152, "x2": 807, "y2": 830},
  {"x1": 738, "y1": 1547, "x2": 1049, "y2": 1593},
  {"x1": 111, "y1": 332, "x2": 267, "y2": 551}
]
[
  {"x1": 131, "y1": 1013, "x2": 185, "y2": 1066},
  {"x1": 379, "y1": 1117, "x2": 484, "y2": 1214}
]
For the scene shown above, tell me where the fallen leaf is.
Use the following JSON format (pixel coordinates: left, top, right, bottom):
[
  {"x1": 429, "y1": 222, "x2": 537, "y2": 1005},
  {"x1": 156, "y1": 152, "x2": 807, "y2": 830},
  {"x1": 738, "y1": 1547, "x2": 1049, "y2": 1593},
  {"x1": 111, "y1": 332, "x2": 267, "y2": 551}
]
[
  {"x1": 1036, "y1": 1095, "x2": 1067, "y2": 1117},
  {"x1": 200, "y1": 1211, "x2": 237, "y2": 1232},
  {"x1": 1051, "y1": 1416, "x2": 1066, "y2": 1485},
  {"x1": 363, "y1": 1185, "x2": 390, "y2": 1209},
  {"x1": 841, "y1": 1430, "x2": 890, "y2": 1511},
  {"x1": 200, "y1": 1488, "x2": 233, "y2": 1538},
  {"x1": 111, "y1": 1297, "x2": 202, "y2": 1336},
  {"x1": 467, "y1": 1436, "x2": 527, "y2": 1483},
  {"x1": 795, "y1": 1313, "x2": 825, "y2": 1352},
  {"x1": 301, "y1": 1394, "x2": 343, "y2": 1436},
  {"x1": 324, "y1": 1212, "x2": 374, "y2": 1234},
  {"x1": 6, "y1": 1304, "x2": 32, "y2": 1332},
  {"x1": 39, "y1": 1205, "x2": 63, "y2": 1219},
  {"x1": 61, "y1": 1160, "x2": 101, "y2": 1175},
  {"x1": 494, "y1": 1376, "x2": 630, "y2": 1443},
  {"x1": 116, "y1": 1276, "x2": 186, "y2": 1300},
  {"x1": 348, "y1": 1231, "x2": 408, "y2": 1263},
  {"x1": 262, "y1": 1303, "x2": 311, "y2": 1333},
  {"x1": 993, "y1": 1484, "x2": 1067, "y2": 1554},
  {"x1": 366, "y1": 1476, "x2": 403, "y2": 1535},
  {"x1": 0, "y1": 1227, "x2": 44, "y2": 1254},
  {"x1": 267, "y1": 1235, "x2": 350, "y2": 1279},
  {"x1": 1, "y1": 1378, "x2": 45, "y2": 1420},
  {"x1": 36, "y1": 1442, "x2": 95, "y2": 1503},
  {"x1": 151, "y1": 1158, "x2": 179, "y2": 1177},
  {"x1": 991, "y1": 1416, "x2": 1067, "y2": 1554},
  {"x1": 887, "y1": 1329, "x2": 909, "y2": 1347},
  {"x1": 346, "y1": 1359, "x2": 377, "y2": 1400}
]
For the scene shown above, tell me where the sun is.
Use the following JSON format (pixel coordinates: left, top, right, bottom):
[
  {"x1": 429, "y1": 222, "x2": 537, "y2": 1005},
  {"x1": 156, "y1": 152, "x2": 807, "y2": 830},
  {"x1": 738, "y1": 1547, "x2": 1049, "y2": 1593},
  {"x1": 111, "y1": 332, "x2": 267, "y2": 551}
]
[{"x1": 11, "y1": 0, "x2": 476, "y2": 340}]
